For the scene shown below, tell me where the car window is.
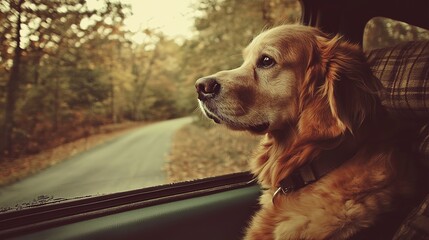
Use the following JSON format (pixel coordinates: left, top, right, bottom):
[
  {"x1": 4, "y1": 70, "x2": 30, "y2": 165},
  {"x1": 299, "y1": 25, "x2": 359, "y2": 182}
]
[
  {"x1": 0, "y1": 0, "x2": 301, "y2": 210},
  {"x1": 363, "y1": 17, "x2": 429, "y2": 51}
]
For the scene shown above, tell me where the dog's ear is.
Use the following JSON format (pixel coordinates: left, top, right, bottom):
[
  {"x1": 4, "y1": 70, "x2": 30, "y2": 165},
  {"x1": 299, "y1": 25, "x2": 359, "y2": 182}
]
[
  {"x1": 297, "y1": 34, "x2": 347, "y2": 138},
  {"x1": 317, "y1": 35, "x2": 382, "y2": 133},
  {"x1": 275, "y1": 34, "x2": 382, "y2": 188}
]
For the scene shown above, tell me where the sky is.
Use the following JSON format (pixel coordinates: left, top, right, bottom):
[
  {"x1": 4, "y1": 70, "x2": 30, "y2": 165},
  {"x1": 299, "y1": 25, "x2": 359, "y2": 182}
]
[{"x1": 119, "y1": 0, "x2": 198, "y2": 42}]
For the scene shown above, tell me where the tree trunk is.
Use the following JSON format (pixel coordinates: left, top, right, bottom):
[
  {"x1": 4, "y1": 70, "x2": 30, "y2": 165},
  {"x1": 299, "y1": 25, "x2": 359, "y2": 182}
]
[
  {"x1": 33, "y1": 52, "x2": 42, "y2": 85},
  {"x1": 52, "y1": 77, "x2": 60, "y2": 132},
  {"x1": 110, "y1": 74, "x2": 116, "y2": 123},
  {"x1": 0, "y1": 0, "x2": 24, "y2": 159},
  {"x1": 131, "y1": 47, "x2": 158, "y2": 120}
]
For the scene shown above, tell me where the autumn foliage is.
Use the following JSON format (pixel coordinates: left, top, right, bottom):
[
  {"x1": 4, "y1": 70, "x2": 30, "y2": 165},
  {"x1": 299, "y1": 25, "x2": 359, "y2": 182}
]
[{"x1": 1, "y1": 0, "x2": 426, "y2": 161}]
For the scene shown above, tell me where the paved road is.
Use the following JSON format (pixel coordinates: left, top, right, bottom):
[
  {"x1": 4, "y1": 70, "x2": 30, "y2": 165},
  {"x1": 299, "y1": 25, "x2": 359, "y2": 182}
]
[{"x1": 0, "y1": 117, "x2": 193, "y2": 208}]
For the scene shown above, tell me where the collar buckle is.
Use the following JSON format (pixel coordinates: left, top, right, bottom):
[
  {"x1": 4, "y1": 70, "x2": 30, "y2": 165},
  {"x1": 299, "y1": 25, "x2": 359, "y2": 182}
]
[
  {"x1": 271, "y1": 166, "x2": 314, "y2": 204},
  {"x1": 272, "y1": 185, "x2": 294, "y2": 204}
]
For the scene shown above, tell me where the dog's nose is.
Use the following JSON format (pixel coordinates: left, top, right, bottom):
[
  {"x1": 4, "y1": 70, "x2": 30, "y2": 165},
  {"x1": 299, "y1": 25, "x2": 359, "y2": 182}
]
[{"x1": 195, "y1": 77, "x2": 221, "y2": 101}]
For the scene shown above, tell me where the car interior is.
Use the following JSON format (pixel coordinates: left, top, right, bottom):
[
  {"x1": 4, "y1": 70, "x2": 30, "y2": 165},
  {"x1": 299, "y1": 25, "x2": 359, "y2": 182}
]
[{"x1": 1, "y1": 0, "x2": 428, "y2": 239}]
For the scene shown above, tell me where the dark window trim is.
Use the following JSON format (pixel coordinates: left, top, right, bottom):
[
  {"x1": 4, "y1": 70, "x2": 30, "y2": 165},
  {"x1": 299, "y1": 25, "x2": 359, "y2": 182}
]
[
  {"x1": 300, "y1": 0, "x2": 429, "y2": 44},
  {"x1": 0, "y1": 172, "x2": 256, "y2": 238}
]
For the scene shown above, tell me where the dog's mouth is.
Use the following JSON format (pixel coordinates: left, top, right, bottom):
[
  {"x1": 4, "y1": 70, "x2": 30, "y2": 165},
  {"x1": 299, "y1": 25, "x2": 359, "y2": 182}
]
[
  {"x1": 205, "y1": 111, "x2": 221, "y2": 124},
  {"x1": 199, "y1": 101, "x2": 270, "y2": 133},
  {"x1": 248, "y1": 122, "x2": 270, "y2": 133}
]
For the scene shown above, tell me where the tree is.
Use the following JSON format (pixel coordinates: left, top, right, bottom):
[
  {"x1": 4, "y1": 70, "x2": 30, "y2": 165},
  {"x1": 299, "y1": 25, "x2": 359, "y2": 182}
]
[
  {"x1": 142, "y1": 37, "x2": 184, "y2": 120},
  {"x1": 0, "y1": 0, "x2": 24, "y2": 158},
  {"x1": 125, "y1": 32, "x2": 185, "y2": 120},
  {"x1": 128, "y1": 31, "x2": 160, "y2": 120},
  {"x1": 0, "y1": 0, "x2": 129, "y2": 158}
]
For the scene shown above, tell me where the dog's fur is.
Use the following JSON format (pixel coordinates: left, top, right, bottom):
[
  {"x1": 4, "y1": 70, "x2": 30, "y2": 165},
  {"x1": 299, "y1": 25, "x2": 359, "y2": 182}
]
[{"x1": 196, "y1": 25, "x2": 415, "y2": 239}]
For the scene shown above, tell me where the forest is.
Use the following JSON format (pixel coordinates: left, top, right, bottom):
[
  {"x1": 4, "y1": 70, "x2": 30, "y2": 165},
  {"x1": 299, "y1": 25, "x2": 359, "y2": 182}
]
[
  {"x1": 0, "y1": 0, "x2": 300, "y2": 159},
  {"x1": 0, "y1": 0, "x2": 427, "y2": 160}
]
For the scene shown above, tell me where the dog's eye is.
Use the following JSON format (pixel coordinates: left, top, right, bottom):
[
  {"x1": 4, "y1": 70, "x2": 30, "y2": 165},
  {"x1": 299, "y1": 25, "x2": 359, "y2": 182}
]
[{"x1": 257, "y1": 55, "x2": 276, "y2": 68}]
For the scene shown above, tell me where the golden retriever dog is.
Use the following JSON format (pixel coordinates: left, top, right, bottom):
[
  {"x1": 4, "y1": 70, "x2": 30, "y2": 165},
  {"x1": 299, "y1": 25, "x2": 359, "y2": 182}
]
[{"x1": 195, "y1": 25, "x2": 415, "y2": 239}]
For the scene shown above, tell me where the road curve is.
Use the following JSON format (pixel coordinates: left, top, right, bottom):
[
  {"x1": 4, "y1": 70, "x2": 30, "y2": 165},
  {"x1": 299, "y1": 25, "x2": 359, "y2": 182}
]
[{"x1": 0, "y1": 117, "x2": 193, "y2": 208}]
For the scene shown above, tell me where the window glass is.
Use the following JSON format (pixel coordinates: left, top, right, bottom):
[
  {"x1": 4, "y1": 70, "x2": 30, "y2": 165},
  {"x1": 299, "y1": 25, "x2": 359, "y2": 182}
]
[
  {"x1": 364, "y1": 17, "x2": 429, "y2": 51},
  {"x1": 0, "y1": 0, "x2": 301, "y2": 210}
]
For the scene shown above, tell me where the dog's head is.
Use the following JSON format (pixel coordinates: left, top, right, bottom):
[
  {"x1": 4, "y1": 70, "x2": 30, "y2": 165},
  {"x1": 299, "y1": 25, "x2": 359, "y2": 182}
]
[{"x1": 196, "y1": 25, "x2": 381, "y2": 139}]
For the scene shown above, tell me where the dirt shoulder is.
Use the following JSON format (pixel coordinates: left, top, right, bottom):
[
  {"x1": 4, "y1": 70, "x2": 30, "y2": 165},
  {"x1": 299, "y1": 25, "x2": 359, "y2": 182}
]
[
  {"x1": 165, "y1": 121, "x2": 262, "y2": 183},
  {"x1": 0, "y1": 121, "x2": 150, "y2": 186}
]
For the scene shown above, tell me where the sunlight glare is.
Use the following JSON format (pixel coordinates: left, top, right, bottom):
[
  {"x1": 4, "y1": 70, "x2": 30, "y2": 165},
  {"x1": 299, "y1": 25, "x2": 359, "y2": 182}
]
[{"x1": 121, "y1": 0, "x2": 197, "y2": 43}]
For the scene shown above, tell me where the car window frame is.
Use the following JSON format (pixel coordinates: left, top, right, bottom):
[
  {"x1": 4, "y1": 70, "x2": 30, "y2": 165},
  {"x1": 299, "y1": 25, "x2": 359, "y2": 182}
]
[{"x1": 0, "y1": 172, "x2": 256, "y2": 238}]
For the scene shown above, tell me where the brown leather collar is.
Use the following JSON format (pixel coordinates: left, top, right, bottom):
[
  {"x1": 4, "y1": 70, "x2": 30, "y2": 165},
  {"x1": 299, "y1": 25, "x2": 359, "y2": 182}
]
[{"x1": 273, "y1": 132, "x2": 358, "y2": 202}]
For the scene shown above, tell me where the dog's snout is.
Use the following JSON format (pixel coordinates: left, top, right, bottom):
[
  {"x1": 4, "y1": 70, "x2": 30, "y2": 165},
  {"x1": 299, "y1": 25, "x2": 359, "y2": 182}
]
[{"x1": 195, "y1": 77, "x2": 221, "y2": 100}]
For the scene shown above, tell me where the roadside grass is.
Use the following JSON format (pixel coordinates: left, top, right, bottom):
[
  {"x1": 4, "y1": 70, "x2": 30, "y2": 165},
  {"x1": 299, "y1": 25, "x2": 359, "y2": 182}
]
[{"x1": 166, "y1": 117, "x2": 262, "y2": 182}]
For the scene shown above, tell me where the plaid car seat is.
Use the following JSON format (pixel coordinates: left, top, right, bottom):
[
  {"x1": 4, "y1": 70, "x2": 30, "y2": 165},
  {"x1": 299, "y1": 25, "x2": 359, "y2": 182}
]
[{"x1": 366, "y1": 41, "x2": 429, "y2": 239}]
